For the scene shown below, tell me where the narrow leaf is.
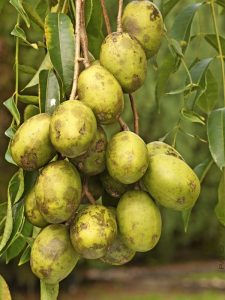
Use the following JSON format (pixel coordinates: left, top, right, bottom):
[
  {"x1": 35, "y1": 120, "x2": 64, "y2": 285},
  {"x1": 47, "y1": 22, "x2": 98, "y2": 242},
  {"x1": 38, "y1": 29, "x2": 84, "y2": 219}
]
[
  {"x1": 207, "y1": 108, "x2": 225, "y2": 170},
  {"x1": 24, "y1": 105, "x2": 39, "y2": 121},
  {"x1": 18, "y1": 64, "x2": 36, "y2": 75},
  {"x1": 3, "y1": 96, "x2": 20, "y2": 126},
  {"x1": 18, "y1": 94, "x2": 39, "y2": 105},
  {"x1": 5, "y1": 127, "x2": 16, "y2": 139},
  {"x1": 18, "y1": 244, "x2": 31, "y2": 266},
  {"x1": 9, "y1": 0, "x2": 30, "y2": 27},
  {"x1": 4, "y1": 143, "x2": 17, "y2": 166},
  {"x1": 40, "y1": 280, "x2": 59, "y2": 300},
  {"x1": 215, "y1": 170, "x2": 225, "y2": 226},
  {"x1": 190, "y1": 58, "x2": 214, "y2": 85},
  {"x1": 216, "y1": 0, "x2": 225, "y2": 8},
  {"x1": 85, "y1": 0, "x2": 93, "y2": 26},
  {"x1": 0, "y1": 275, "x2": 12, "y2": 300},
  {"x1": 163, "y1": 0, "x2": 181, "y2": 17},
  {"x1": 181, "y1": 109, "x2": 205, "y2": 125},
  {"x1": 11, "y1": 25, "x2": 38, "y2": 49},
  {"x1": 22, "y1": 0, "x2": 50, "y2": 29},
  {"x1": 204, "y1": 34, "x2": 225, "y2": 56}
]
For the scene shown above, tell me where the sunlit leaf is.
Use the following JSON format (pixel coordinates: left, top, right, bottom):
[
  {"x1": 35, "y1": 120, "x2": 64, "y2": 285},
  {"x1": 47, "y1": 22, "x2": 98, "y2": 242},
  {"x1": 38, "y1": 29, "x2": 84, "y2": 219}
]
[
  {"x1": 18, "y1": 244, "x2": 31, "y2": 266},
  {"x1": 3, "y1": 96, "x2": 20, "y2": 126},
  {"x1": 5, "y1": 127, "x2": 17, "y2": 139},
  {"x1": 18, "y1": 94, "x2": 39, "y2": 105},
  {"x1": 11, "y1": 25, "x2": 38, "y2": 49},
  {"x1": 24, "y1": 105, "x2": 39, "y2": 121},
  {"x1": 4, "y1": 143, "x2": 17, "y2": 166},
  {"x1": 10, "y1": 0, "x2": 30, "y2": 28},
  {"x1": 215, "y1": 170, "x2": 225, "y2": 226},
  {"x1": 40, "y1": 280, "x2": 59, "y2": 300},
  {"x1": 0, "y1": 274, "x2": 12, "y2": 300}
]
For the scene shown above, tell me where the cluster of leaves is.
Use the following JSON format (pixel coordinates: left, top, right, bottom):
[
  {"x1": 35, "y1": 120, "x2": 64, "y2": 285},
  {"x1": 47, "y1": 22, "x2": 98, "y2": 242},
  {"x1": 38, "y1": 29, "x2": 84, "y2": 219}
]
[{"x1": 0, "y1": 0, "x2": 225, "y2": 298}]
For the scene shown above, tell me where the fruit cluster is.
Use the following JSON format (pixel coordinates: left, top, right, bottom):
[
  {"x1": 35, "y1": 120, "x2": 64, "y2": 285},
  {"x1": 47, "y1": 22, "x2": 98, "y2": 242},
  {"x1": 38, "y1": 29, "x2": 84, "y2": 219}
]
[{"x1": 10, "y1": 0, "x2": 200, "y2": 285}]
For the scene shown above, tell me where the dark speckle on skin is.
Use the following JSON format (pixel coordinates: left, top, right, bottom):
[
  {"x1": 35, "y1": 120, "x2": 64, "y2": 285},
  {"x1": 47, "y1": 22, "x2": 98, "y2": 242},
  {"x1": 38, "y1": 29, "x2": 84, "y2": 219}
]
[
  {"x1": 39, "y1": 267, "x2": 52, "y2": 278},
  {"x1": 131, "y1": 74, "x2": 142, "y2": 90},
  {"x1": 79, "y1": 123, "x2": 86, "y2": 135},
  {"x1": 150, "y1": 6, "x2": 160, "y2": 21},
  {"x1": 95, "y1": 139, "x2": 105, "y2": 152},
  {"x1": 54, "y1": 119, "x2": 61, "y2": 140},
  {"x1": 20, "y1": 149, "x2": 38, "y2": 171},
  {"x1": 188, "y1": 180, "x2": 196, "y2": 192},
  {"x1": 95, "y1": 72, "x2": 104, "y2": 80},
  {"x1": 123, "y1": 17, "x2": 141, "y2": 35},
  {"x1": 176, "y1": 197, "x2": 185, "y2": 205},
  {"x1": 143, "y1": 34, "x2": 150, "y2": 43},
  {"x1": 152, "y1": 234, "x2": 158, "y2": 244}
]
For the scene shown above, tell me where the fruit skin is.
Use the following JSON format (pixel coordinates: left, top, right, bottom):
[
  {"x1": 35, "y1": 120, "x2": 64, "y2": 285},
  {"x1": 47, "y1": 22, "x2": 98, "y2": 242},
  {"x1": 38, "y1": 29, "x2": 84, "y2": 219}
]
[
  {"x1": 78, "y1": 64, "x2": 124, "y2": 124},
  {"x1": 117, "y1": 190, "x2": 162, "y2": 252},
  {"x1": 50, "y1": 100, "x2": 97, "y2": 158},
  {"x1": 70, "y1": 204, "x2": 117, "y2": 259},
  {"x1": 122, "y1": 0, "x2": 164, "y2": 58},
  {"x1": 11, "y1": 113, "x2": 56, "y2": 171},
  {"x1": 30, "y1": 224, "x2": 79, "y2": 284},
  {"x1": 24, "y1": 187, "x2": 48, "y2": 228},
  {"x1": 100, "y1": 171, "x2": 130, "y2": 198},
  {"x1": 72, "y1": 126, "x2": 107, "y2": 176},
  {"x1": 35, "y1": 160, "x2": 82, "y2": 223},
  {"x1": 106, "y1": 131, "x2": 149, "y2": 184},
  {"x1": 100, "y1": 32, "x2": 147, "y2": 93},
  {"x1": 143, "y1": 154, "x2": 201, "y2": 210},
  {"x1": 147, "y1": 141, "x2": 183, "y2": 160}
]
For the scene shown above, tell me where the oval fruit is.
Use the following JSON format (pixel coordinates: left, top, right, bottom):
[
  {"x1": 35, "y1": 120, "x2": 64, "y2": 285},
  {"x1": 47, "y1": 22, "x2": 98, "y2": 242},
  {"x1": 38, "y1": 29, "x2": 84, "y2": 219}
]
[
  {"x1": 30, "y1": 224, "x2": 79, "y2": 284},
  {"x1": 147, "y1": 141, "x2": 183, "y2": 160},
  {"x1": 143, "y1": 154, "x2": 201, "y2": 210},
  {"x1": 35, "y1": 160, "x2": 82, "y2": 223},
  {"x1": 106, "y1": 131, "x2": 148, "y2": 184},
  {"x1": 122, "y1": 0, "x2": 164, "y2": 58},
  {"x1": 70, "y1": 204, "x2": 117, "y2": 259},
  {"x1": 78, "y1": 64, "x2": 124, "y2": 124},
  {"x1": 117, "y1": 190, "x2": 162, "y2": 252},
  {"x1": 11, "y1": 113, "x2": 56, "y2": 171},
  {"x1": 100, "y1": 32, "x2": 147, "y2": 93},
  {"x1": 50, "y1": 100, "x2": 97, "y2": 158}
]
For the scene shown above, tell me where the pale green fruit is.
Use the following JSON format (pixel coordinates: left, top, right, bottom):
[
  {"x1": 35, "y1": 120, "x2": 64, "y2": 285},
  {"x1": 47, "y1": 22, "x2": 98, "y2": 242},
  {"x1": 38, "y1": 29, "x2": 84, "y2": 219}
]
[
  {"x1": 30, "y1": 224, "x2": 79, "y2": 284},
  {"x1": 72, "y1": 126, "x2": 107, "y2": 175},
  {"x1": 70, "y1": 204, "x2": 117, "y2": 259},
  {"x1": 100, "y1": 171, "x2": 130, "y2": 198},
  {"x1": 50, "y1": 100, "x2": 97, "y2": 158},
  {"x1": 143, "y1": 154, "x2": 201, "y2": 210},
  {"x1": 106, "y1": 131, "x2": 148, "y2": 184},
  {"x1": 11, "y1": 113, "x2": 56, "y2": 171},
  {"x1": 117, "y1": 190, "x2": 162, "y2": 252},
  {"x1": 147, "y1": 141, "x2": 183, "y2": 160},
  {"x1": 78, "y1": 64, "x2": 124, "y2": 124},
  {"x1": 122, "y1": 0, "x2": 164, "y2": 58},
  {"x1": 35, "y1": 160, "x2": 82, "y2": 223},
  {"x1": 100, "y1": 32, "x2": 147, "y2": 93},
  {"x1": 24, "y1": 187, "x2": 48, "y2": 228}
]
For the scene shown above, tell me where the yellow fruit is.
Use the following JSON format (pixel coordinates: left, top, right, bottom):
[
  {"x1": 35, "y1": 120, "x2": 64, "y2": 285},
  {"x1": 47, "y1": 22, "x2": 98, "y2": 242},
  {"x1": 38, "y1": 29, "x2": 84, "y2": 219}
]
[{"x1": 147, "y1": 141, "x2": 183, "y2": 160}]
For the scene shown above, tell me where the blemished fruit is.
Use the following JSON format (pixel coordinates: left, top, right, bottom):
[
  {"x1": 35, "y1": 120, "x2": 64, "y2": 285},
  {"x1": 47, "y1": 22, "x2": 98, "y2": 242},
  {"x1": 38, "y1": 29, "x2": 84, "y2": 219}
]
[
  {"x1": 147, "y1": 141, "x2": 183, "y2": 160},
  {"x1": 100, "y1": 171, "x2": 130, "y2": 198},
  {"x1": 70, "y1": 204, "x2": 117, "y2": 259},
  {"x1": 117, "y1": 190, "x2": 162, "y2": 252},
  {"x1": 35, "y1": 160, "x2": 82, "y2": 223},
  {"x1": 78, "y1": 64, "x2": 124, "y2": 124},
  {"x1": 50, "y1": 100, "x2": 97, "y2": 158},
  {"x1": 106, "y1": 131, "x2": 149, "y2": 184},
  {"x1": 10, "y1": 113, "x2": 56, "y2": 171},
  {"x1": 72, "y1": 126, "x2": 107, "y2": 176},
  {"x1": 143, "y1": 154, "x2": 201, "y2": 210},
  {"x1": 122, "y1": 0, "x2": 164, "y2": 58},
  {"x1": 100, "y1": 32, "x2": 147, "y2": 93},
  {"x1": 24, "y1": 187, "x2": 48, "y2": 228},
  {"x1": 30, "y1": 224, "x2": 79, "y2": 284}
]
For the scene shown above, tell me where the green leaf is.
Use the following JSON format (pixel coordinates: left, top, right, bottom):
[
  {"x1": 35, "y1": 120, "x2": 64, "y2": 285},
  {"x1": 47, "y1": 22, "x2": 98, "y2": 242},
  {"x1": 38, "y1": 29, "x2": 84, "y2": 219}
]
[
  {"x1": 19, "y1": 64, "x2": 37, "y2": 75},
  {"x1": 22, "y1": 0, "x2": 50, "y2": 29},
  {"x1": 215, "y1": 170, "x2": 225, "y2": 226},
  {"x1": 11, "y1": 25, "x2": 38, "y2": 49},
  {"x1": 204, "y1": 34, "x2": 225, "y2": 56},
  {"x1": 163, "y1": 0, "x2": 181, "y2": 17},
  {"x1": 0, "y1": 275, "x2": 12, "y2": 300},
  {"x1": 181, "y1": 109, "x2": 205, "y2": 125},
  {"x1": 182, "y1": 209, "x2": 191, "y2": 233},
  {"x1": 45, "y1": 13, "x2": 75, "y2": 96},
  {"x1": 39, "y1": 69, "x2": 60, "y2": 114},
  {"x1": 197, "y1": 70, "x2": 218, "y2": 114},
  {"x1": 85, "y1": 0, "x2": 93, "y2": 26},
  {"x1": 10, "y1": 168, "x2": 24, "y2": 204},
  {"x1": 9, "y1": 0, "x2": 30, "y2": 28},
  {"x1": 3, "y1": 96, "x2": 20, "y2": 126},
  {"x1": 216, "y1": 0, "x2": 225, "y2": 8},
  {"x1": 167, "y1": 84, "x2": 197, "y2": 95},
  {"x1": 207, "y1": 108, "x2": 225, "y2": 170},
  {"x1": 40, "y1": 280, "x2": 59, "y2": 300},
  {"x1": 5, "y1": 127, "x2": 17, "y2": 139},
  {"x1": 4, "y1": 143, "x2": 17, "y2": 166},
  {"x1": 24, "y1": 105, "x2": 40, "y2": 121},
  {"x1": 24, "y1": 53, "x2": 52, "y2": 90},
  {"x1": 18, "y1": 94, "x2": 39, "y2": 105},
  {"x1": 18, "y1": 244, "x2": 31, "y2": 266},
  {"x1": 190, "y1": 58, "x2": 214, "y2": 84},
  {"x1": 170, "y1": 3, "x2": 202, "y2": 49},
  {"x1": 23, "y1": 171, "x2": 39, "y2": 195}
]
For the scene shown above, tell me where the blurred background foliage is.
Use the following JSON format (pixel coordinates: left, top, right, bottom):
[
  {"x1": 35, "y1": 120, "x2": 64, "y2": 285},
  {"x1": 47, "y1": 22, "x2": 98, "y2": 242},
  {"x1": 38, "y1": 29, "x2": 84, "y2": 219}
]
[{"x1": 0, "y1": 0, "x2": 225, "y2": 297}]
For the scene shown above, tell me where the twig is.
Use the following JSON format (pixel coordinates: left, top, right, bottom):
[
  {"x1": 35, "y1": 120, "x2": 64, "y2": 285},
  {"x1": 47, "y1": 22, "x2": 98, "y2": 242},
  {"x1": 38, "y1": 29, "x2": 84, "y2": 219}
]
[
  {"x1": 69, "y1": 0, "x2": 82, "y2": 100},
  {"x1": 118, "y1": 116, "x2": 130, "y2": 131},
  {"x1": 129, "y1": 94, "x2": 139, "y2": 135},
  {"x1": 100, "y1": 0, "x2": 112, "y2": 34},
  {"x1": 80, "y1": 0, "x2": 90, "y2": 68},
  {"x1": 117, "y1": 0, "x2": 123, "y2": 33},
  {"x1": 83, "y1": 177, "x2": 96, "y2": 204}
]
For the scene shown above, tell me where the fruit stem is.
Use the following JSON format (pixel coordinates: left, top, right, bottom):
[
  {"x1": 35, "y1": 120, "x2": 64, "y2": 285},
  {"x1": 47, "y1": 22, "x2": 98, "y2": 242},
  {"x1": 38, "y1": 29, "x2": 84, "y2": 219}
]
[
  {"x1": 80, "y1": 0, "x2": 90, "y2": 68},
  {"x1": 118, "y1": 116, "x2": 130, "y2": 131},
  {"x1": 83, "y1": 177, "x2": 96, "y2": 204},
  {"x1": 100, "y1": 0, "x2": 112, "y2": 35},
  {"x1": 69, "y1": 0, "x2": 82, "y2": 100},
  {"x1": 117, "y1": 0, "x2": 123, "y2": 33},
  {"x1": 210, "y1": 0, "x2": 225, "y2": 106},
  {"x1": 129, "y1": 94, "x2": 139, "y2": 135}
]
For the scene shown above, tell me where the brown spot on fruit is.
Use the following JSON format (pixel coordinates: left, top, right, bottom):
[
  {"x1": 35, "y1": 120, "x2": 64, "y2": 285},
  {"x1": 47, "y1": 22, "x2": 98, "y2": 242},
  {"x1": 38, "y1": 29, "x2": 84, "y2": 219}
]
[{"x1": 150, "y1": 7, "x2": 160, "y2": 21}]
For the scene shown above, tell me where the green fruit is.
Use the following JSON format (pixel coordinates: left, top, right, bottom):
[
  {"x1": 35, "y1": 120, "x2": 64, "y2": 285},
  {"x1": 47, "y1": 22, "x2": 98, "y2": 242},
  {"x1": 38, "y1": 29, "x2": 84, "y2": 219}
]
[
  {"x1": 117, "y1": 190, "x2": 162, "y2": 252},
  {"x1": 100, "y1": 32, "x2": 147, "y2": 93},
  {"x1": 11, "y1": 113, "x2": 56, "y2": 171},
  {"x1": 50, "y1": 100, "x2": 97, "y2": 158},
  {"x1": 30, "y1": 224, "x2": 79, "y2": 284},
  {"x1": 72, "y1": 126, "x2": 107, "y2": 175},
  {"x1": 122, "y1": 0, "x2": 164, "y2": 58},
  {"x1": 100, "y1": 171, "x2": 130, "y2": 198},
  {"x1": 143, "y1": 154, "x2": 201, "y2": 210},
  {"x1": 24, "y1": 104, "x2": 39, "y2": 121},
  {"x1": 70, "y1": 204, "x2": 117, "y2": 259},
  {"x1": 78, "y1": 64, "x2": 124, "y2": 124},
  {"x1": 147, "y1": 141, "x2": 183, "y2": 160},
  {"x1": 106, "y1": 131, "x2": 148, "y2": 184},
  {"x1": 24, "y1": 187, "x2": 48, "y2": 228},
  {"x1": 35, "y1": 160, "x2": 82, "y2": 223},
  {"x1": 101, "y1": 233, "x2": 135, "y2": 265}
]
